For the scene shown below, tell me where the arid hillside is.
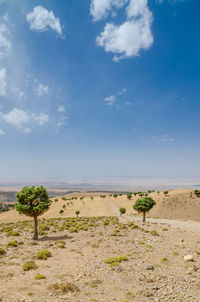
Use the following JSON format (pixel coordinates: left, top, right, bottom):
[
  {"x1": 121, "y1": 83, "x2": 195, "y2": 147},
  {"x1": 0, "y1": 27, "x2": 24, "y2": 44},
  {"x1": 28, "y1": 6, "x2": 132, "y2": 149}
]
[{"x1": 0, "y1": 189, "x2": 200, "y2": 223}]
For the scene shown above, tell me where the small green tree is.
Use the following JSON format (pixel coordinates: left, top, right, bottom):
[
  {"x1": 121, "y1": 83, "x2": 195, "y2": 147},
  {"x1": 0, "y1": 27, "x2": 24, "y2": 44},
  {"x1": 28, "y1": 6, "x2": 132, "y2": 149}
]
[
  {"x1": 133, "y1": 197, "x2": 156, "y2": 222},
  {"x1": 15, "y1": 186, "x2": 51, "y2": 240},
  {"x1": 75, "y1": 210, "x2": 80, "y2": 217},
  {"x1": 119, "y1": 207, "x2": 126, "y2": 216},
  {"x1": 127, "y1": 193, "x2": 132, "y2": 200},
  {"x1": 113, "y1": 194, "x2": 118, "y2": 199},
  {"x1": 194, "y1": 190, "x2": 200, "y2": 197},
  {"x1": 164, "y1": 191, "x2": 169, "y2": 196}
]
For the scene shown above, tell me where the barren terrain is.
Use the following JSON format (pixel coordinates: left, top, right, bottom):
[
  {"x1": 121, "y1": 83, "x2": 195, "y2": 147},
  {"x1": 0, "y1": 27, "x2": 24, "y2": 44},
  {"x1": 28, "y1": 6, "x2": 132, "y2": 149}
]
[{"x1": 0, "y1": 189, "x2": 200, "y2": 301}]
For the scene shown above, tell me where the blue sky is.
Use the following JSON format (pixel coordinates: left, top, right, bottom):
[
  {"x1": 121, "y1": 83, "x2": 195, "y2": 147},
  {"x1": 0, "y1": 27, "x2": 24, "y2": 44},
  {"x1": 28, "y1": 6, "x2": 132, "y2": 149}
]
[{"x1": 0, "y1": 0, "x2": 200, "y2": 181}]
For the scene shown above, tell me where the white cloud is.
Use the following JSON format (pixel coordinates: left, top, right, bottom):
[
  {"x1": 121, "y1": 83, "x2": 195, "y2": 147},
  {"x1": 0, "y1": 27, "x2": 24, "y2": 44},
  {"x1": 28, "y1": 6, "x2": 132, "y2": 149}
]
[
  {"x1": 36, "y1": 83, "x2": 49, "y2": 96},
  {"x1": 0, "y1": 68, "x2": 7, "y2": 96},
  {"x1": 0, "y1": 129, "x2": 5, "y2": 135},
  {"x1": 118, "y1": 88, "x2": 127, "y2": 95},
  {"x1": 93, "y1": 0, "x2": 153, "y2": 61},
  {"x1": 13, "y1": 88, "x2": 24, "y2": 99},
  {"x1": 153, "y1": 134, "x2": 175, "y2": 143},
  {"x1": 0, "y1": 23, "x2": 11, "y2": 59},
  {"x1": 57, "y1": 116, "x2": 68, "y2": 127},
  {"x1": 26, "y1": 5, "x2": 63, "y2": 37},
  {"x1": 3, "y1": 108, "x2": 29, "y2": 128},
  {"x1": 90, "y1": 0, "x2": 128, "y2": 21},
  {"x1": 34, "y1": 113, "x2": 49, "y2": 125},
  {"x1": 104, "y1": 95, "x2": 115, "y2": 106},
  {"x1": 23, "y1": 127, "x2": 31, "y2": 134},
  {"x1": 57, "y1": 105, "x2": 65, "y2": 113}
]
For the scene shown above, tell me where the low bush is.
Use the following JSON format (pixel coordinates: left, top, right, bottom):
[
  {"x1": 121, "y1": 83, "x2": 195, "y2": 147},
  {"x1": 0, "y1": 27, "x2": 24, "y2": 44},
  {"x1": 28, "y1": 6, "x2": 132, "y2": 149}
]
[
  {"x1": 22, "y1": 261, "x2": 38, "y2": 271},
  {"x1": 36, "y1": 249, "x2": 52, "y2": 260}
]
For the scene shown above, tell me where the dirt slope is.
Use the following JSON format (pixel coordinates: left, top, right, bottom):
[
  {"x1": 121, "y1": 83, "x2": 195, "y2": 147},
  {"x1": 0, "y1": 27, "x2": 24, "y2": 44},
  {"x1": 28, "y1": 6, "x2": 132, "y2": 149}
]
[{"x1": 0, "y1": 189, "x2": 200, "y2": 223}]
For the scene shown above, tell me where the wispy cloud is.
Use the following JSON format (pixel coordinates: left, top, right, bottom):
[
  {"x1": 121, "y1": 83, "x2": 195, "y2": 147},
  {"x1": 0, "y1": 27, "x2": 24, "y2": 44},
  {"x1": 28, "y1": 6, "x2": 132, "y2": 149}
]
[
  {"x1": 34, "y1": 113, "x2": 49, "y2": 125},
  {"x1": 0, "y1": 129, "x2": 5, "y2": 135},
  {"x1": 104, "y1": 95, "x2": 116, "y2": 106},
  {"x1": 118, "y1": 88, "x2": 127, "y2": 95},
  {"x1": 0, "y1": 21, "x2": 11, "y2": 59},
  {"x1": 57, "y1": 105, "x2": 66, "y2": 113},
  {"x1": 36, "y1": 83, "x2": 49, "y2": 96},
  {"x1": 0, "y1": 68, "x2": 7, "y2": 96},
  {"x1": 153, "y1": 134, "x2": 175, "y2": 143}
]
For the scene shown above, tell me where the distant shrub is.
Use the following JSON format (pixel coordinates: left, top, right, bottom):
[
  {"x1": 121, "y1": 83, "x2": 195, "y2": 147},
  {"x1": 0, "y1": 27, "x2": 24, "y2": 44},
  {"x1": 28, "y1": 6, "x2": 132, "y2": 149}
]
[
  {"x1": 34, "y1": 273, "x2": 46, "y2": 280},
  {"x1": 75, "y1": 210, "x2": 80, "y2": 217},
  {"x1": 48, "y1": 281, "x2": 80, "y2": 294},
  {"x1": 127, "y1": 193, "x2": 132, "y2": 200},
  {"x1": 22, "y1": 261, "x2": 38, "y2": 271},
  {"x1": 150, "y1": 230, "x2": 159, "y2": 236},
  {"x1": 194, "y1": 190, "x2": 200, "y2": 197},
  {"x1": 59, "y1": 209, "x2": 64, "y2": 214},
  {"x1": 113, "y1": 194, "x2": 118, "y2": 199},
  {"x1": 7, "y1": 240, "x2": 18, "y2": 247},
  {"x1": 6, "y1": 231, "x2": 20, "y2": 237},
  {"x1": 104, "y1": 255, "x2": 128, "y2": 265},
  {"x1": 0, "y1": 202, "x2": 14, "y2": 213},
  {"x1": 119, "y1": 208, "x2": 126, "y2": 216},
  {"x1": 36, "y1": 249, "x2": 52, "y2": 260},
  {"x1": 164, "y1": 191, "x2": 169, "y2": 196},
  {"x1": 0, "y1": 248, "x2": 6, "y2": 255}
]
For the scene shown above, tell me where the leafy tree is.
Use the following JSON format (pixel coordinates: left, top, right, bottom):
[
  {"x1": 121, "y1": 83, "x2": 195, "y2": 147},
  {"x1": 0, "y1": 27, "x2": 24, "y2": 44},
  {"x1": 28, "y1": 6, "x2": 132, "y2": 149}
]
[
  {"x1": 75, "y1": 210, "x2": 80, "y2": 217},
  {"x1": 127, "y1": 193, "x2": 132, "y2": 200},
  {"x1": 164, "y1": 191, "x2": 169, "y2": 196},
  {"x1": 15, "y1": 186, "x2": 51, "y2": 240},
  {"x1": 133, "y1": 197, "x2": 156, "y2": 222},
  {"x1": 119, "y1": 207, "x2": 126, "y2": 216},
  {"x1": 194, "y1": 190, "x2": 200, "y2": 197},
  {"x1": 113, "y1": 194, "x2": 118, "y2": 199}
]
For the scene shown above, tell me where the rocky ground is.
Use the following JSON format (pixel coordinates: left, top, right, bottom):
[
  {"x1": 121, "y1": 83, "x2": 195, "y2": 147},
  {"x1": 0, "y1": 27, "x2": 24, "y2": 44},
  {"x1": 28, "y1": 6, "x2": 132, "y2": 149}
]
[{"x1": 1, "y1": 215, "x2": 200, "y2": 302}]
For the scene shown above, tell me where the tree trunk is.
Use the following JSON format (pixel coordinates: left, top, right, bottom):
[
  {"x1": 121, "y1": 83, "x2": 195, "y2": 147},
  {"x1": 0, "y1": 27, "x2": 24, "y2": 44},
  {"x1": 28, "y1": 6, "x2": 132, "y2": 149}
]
[
  {"x1": 33, "y1": 216, "x2": 38, "y2": 240},
  {"x1": 142, "y1": 211, "x2": 146, "y2": 223}
]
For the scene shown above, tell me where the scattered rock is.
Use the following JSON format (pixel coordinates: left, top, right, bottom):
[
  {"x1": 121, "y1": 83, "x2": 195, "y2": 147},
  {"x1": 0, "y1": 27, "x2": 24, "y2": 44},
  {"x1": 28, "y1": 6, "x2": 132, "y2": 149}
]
[
  {"x1": 146, "y1": 265, "x2": 155, "y2": 270},
  {"x1": 184, "y1": 255, "x2": 194, "y2": 262},
  {"x1": 115, "y1": 266, "x2": 123, "y2": 273}
]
